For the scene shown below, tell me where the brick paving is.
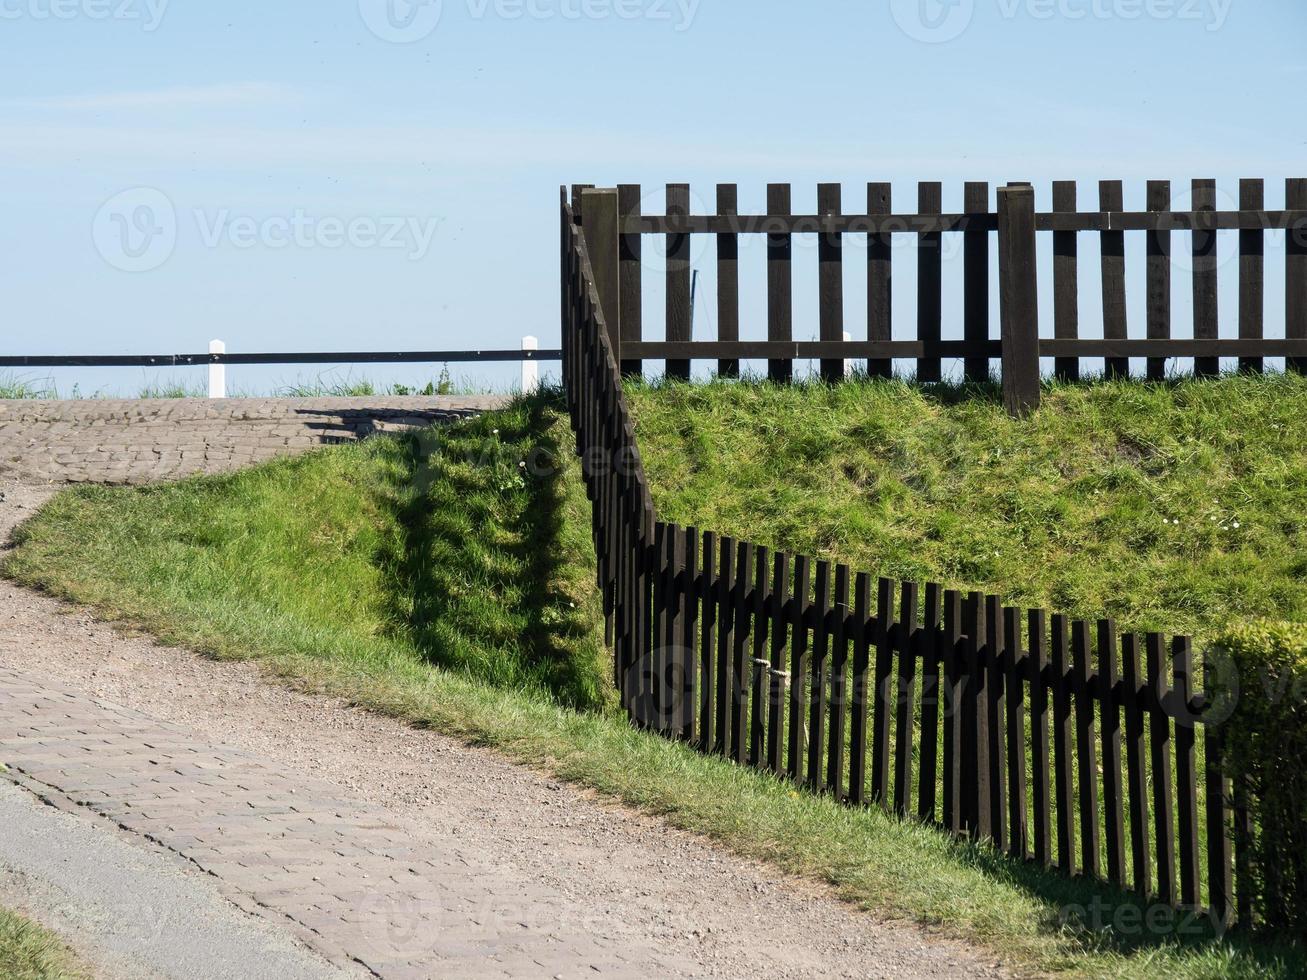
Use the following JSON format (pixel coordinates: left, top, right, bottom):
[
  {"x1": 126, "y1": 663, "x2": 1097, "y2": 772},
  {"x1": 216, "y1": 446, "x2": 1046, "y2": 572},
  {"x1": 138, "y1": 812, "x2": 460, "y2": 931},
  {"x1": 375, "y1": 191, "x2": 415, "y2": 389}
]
[
  {"x1": 0, "y1": 666, "x2": 686, "y2": 979},
  {"x1": 0, "y1": 397, "x2": 508, "y2": 485}
]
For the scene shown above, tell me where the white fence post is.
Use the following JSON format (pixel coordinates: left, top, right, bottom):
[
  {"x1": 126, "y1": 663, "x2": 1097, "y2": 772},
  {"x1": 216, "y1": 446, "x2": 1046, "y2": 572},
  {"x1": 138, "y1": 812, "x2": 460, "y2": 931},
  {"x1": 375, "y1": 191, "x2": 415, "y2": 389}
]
[
  {"x1": 843, "y1": 331, "x2": 854, "y2": 378},
  {"x1": 521, "y1": 336, "x2": 539, "y2": 393},
  {"x1": 208, "y1": 339, "x2": 226, "y2": 399}
]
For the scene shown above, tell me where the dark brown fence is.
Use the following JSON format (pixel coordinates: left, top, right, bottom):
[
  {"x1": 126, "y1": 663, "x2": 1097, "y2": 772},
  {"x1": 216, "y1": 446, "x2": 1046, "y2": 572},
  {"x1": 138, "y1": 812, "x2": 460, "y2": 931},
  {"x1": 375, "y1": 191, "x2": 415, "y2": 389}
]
[
  {"x1": 573, "y1": 179, "x2": 1307, "y2": 416},
  {"x1": 561, "y1": 184, "x2": 1273, "y2": 936}
]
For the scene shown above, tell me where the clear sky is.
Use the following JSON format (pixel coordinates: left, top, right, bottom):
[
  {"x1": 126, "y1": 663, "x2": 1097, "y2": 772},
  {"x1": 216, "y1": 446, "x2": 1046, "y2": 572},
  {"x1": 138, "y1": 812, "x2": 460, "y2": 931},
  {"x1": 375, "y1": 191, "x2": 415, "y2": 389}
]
[{"x1": 2, "y1": 0, "x2": 1304, "y2": 395}]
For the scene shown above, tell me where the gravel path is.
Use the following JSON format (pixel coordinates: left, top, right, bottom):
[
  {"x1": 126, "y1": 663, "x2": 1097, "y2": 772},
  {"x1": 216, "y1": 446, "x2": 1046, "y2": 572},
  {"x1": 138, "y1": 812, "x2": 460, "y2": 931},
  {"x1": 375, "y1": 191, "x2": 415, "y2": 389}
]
[{"x1": 1, "y1": 480, "x2": 1009, "y2": 978}]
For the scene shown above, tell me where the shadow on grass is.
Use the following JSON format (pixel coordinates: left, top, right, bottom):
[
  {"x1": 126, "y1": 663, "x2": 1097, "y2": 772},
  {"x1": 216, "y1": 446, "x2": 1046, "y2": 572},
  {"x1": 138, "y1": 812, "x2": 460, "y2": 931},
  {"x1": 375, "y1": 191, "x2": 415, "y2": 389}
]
[
  {"x1": 944, "y1": 827, "x2": 1303, "y2": 968},
  {"x1": 370, "y1": 390, "x2": 609, "y2": 712}
]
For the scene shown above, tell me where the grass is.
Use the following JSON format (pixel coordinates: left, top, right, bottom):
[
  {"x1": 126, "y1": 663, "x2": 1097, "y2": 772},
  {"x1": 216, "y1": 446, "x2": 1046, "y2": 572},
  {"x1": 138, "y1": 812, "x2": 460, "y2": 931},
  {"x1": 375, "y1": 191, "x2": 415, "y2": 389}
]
[
  {"x1": 628, "y1": 373, "x2": 1307, "y2": 644},
  {"x1": 0, "y1": 373, "x2": 56, "y2": 399},
  {"x1": 0, "y1": 907, "x2": 86, "y2": 980},
  {"x1": 5, "y1": 387, "x2": 1304, "y2": 976}
]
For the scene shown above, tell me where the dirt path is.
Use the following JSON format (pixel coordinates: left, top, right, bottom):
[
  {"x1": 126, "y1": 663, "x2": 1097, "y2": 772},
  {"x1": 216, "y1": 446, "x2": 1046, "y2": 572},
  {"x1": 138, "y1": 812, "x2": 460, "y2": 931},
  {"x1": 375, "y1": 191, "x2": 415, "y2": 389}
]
[{"x1": 1, "y1": 481, "x2": 1009, "y2": 979}]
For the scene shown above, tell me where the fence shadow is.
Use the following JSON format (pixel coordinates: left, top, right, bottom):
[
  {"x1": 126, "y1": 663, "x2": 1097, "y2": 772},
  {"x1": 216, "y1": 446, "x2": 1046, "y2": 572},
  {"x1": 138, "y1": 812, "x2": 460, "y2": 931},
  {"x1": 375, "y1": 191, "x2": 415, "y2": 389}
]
[{"x1": 367, "y1": 391, "x2": 609, "y2": 712}]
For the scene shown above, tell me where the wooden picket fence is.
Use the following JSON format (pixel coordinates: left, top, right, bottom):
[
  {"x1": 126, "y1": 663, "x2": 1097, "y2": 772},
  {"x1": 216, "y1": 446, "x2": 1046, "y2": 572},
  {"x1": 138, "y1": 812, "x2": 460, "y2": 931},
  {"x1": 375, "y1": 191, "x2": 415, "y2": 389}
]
[
  {"x1": 572, "y1": 178, "x2": 1307, "y2": 415},
  {"x1": 561, "y1": 186, "x2": 1251, "y2": 934}
]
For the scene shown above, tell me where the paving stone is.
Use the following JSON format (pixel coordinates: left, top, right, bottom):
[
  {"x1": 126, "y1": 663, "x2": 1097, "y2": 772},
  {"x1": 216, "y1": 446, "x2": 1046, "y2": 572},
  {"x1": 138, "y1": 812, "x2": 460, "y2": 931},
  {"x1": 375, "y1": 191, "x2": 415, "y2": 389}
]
[{"x1": 0, "y1": 666, "x2": 690, "y2": 978}]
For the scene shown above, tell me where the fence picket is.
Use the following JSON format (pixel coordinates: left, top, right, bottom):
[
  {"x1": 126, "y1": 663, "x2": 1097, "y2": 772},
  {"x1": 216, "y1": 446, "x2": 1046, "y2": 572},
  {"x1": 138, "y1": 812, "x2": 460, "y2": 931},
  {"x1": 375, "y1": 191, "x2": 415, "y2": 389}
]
[
  {"x1": 1004, "y1": 607, "x2": 1027, "y2": 859},
  {"x1": 871, "y1": 578, "x2": 896, "y2": 807},
  {"x1": 1053, "y1": 180, "x2": 1080, "y2": 381},
  {"x1": 767, "y1": 551, "x2": 791, "y2": 773},
  {"x1": 750, "y1": 547, "x2": 771, "y2": 768},
  {"x1": 807, "y1": 560, "x2": 832, "y2": 792},
  {"x1": 850, "y1": 572, "x2": 873, "y2": 807},
  {"x1": 942, "y1": 591, "x2": 963, "y2": 835},
  {"x1": 1052, "y1": 614, "x2": 1075, "y2": 874},
  {"x1": 827, "y1": 565, "x2": 851, "y2": 798},
  {"x1": 1029, "y1": 610, "x2": 1052, "y2": 867},
  {"x1": 1146, "y1": 180, "x2": 1172, "y2": 382},
  {"x1": 1240, "y1": 178, "x2": 1265, "y2": 374},
  {"x1": 819, "y1": 183, "x2": 845, "y2": 382},
  {"x1": 699, "y1": 530, "x2": 718, "y2": 751},
  {"x1": 964, "y1": 182, "x2": 990, "y2": 382},
  {"x1": 716, "y1": 184, "x2": 740, "y2": 378},
  {"x1": 1098, "y1": 620, "x2": 1127, "y2": 888},
  {"x1": 716, "y1": 536, "x2": 736, "y2": 757},
  {"x1": 1073, "y1": 620, "x2": 1101, "y2": 879},
  {"x1": 788, "y1": 556, "x2": 812, "y2": 783},
  {"x1": 617, "y1": 184, "x2": 643, "y2": 377},
  {"x1": 1290, "y1": 178, "x2": 1307, "y2": 375},
  {"x1": 681, "y1": 526, "x2": 700, "y2": 742},
  {"x1": 985, "y1": 595, "x2": 1007, "y2": 849},
  {"x1": 1192, "y1": 179, "x2": 1219, "y2": 378},
  {"x1": 768, "y1": 183, "x2": 794, "y2": 383},
  {"x1": 1173, "y1": 637, "x2": 1200, "y2": 910},
  {"x1": 964, "y1": 593, "x2": 989, "y2": 839},
  {"x1": 1148, "y1": 633, "x2": 1177, "y2": 906},
  {"x1": 917, "y1": 182, "x2": 943, "y2": 383},
  {"x1": 1121, "y1": 633, "x2": 1152, "y2": 896},
  {"x1": 918, "y1": 584, "x2": 943, "y2": 823},
  {"x1": 732, "y1": 541, "x2": 755, "y2": 765},
  {"x1": 894, "y1": 583, "x2": 919, "y2": 818},
  {"x1": 665, "y1": 184, "x2": 692, "y2": 380},
  {"x1": 1100, "y1": 180, "x2": 1128, "y2": 379},
  {"x1": 867, "y1": 183, "x2": 893, "y2": 379}
]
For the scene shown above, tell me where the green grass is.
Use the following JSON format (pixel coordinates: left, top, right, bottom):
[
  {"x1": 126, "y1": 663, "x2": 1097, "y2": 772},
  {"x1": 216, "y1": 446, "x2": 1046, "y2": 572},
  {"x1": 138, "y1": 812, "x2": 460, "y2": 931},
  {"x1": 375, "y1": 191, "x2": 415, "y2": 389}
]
[
  {"x1": 0, "y1": 372, "x2": 56, "y2": 399},
  {"x1": 628, "y1": 374, "x2": 1307, "y2": 643},
  {"x1": 4, "y1": 387, "x2": 1304, "y2": 977},
  {"x1": 0, "y1": 908, "x2": 86, "y2": 980}
]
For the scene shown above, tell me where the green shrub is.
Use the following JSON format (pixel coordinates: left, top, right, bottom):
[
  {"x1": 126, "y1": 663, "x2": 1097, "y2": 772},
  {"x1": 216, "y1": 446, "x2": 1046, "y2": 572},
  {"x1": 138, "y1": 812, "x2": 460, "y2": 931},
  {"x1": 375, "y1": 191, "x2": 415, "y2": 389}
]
[{"x1": 1215, "y1": 620, "x2": 1307, "y2": 936}]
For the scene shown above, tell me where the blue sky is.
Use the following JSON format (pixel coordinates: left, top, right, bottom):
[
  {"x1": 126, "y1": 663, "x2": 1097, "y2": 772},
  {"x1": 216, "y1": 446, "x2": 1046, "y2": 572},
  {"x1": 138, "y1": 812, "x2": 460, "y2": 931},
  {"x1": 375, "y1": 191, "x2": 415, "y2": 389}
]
[{"x1": 1, "y1": 0, "x2": 1304, "y2": 394}]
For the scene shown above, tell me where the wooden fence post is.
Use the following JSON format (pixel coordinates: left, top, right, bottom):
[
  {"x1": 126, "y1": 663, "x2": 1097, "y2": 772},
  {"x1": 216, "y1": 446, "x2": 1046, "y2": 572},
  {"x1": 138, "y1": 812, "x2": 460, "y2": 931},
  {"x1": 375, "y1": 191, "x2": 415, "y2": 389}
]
[
  {"x1": 581, "y1": 187, "x2": 621, "y2": 360},
  {"x1": 998, "y1": 184, "x2": 1040, "y2": 416},
  {"x1": 208, "y1": 339, "x2": 226, "y2": 399}
]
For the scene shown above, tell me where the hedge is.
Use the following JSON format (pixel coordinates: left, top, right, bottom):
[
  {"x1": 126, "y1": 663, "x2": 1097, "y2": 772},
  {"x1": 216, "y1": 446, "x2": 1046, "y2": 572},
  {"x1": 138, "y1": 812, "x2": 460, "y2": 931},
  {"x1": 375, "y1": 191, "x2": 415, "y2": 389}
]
[{"x1": 1214, "y1": 620, "x2": 1307, "y2": 936}]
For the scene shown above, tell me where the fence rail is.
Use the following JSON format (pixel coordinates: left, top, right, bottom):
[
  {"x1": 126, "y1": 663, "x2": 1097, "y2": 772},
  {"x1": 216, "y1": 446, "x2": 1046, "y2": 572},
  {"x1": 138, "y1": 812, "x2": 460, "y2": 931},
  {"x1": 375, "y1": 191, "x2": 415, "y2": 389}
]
[
  {"x1": 0, "y1": 343, "x2": 561, "y2": 398},
  {"x1": 562, "y1": 182, "x2": 1261, "y2": 936},
  {"x1": 573, "y1": 178, "x2": 1307, "y2": 415}
]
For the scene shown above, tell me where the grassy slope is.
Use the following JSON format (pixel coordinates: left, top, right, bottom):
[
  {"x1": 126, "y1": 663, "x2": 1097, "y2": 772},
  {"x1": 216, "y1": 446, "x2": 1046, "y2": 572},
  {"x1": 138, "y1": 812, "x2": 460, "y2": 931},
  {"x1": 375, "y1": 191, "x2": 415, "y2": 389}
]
[
  {"x1": 4, "y1": 391, "x2": 1302, "y2": 977},
  {"x1": 0, "y1": 908, "x2": 86, "y2": 980},
  {"x1": 630, "y1": 375, "x2": 1307, "y2": 641}
]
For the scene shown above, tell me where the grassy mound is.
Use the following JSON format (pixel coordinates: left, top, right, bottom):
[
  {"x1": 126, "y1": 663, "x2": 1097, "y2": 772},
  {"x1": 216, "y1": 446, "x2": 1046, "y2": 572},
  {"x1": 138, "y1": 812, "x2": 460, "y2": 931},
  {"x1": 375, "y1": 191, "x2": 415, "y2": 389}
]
[
  {"x1": 5, "y1": 396, "x2": 612, "y2": 712},
  {"x1": 5, "y1": 388, "x2": 1305, "y2": 976},
  {"x1": 629, "y1": 374, "x2": 1307, "y2": 641}
]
